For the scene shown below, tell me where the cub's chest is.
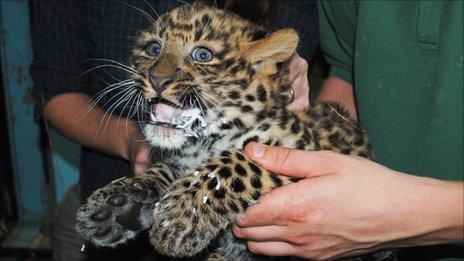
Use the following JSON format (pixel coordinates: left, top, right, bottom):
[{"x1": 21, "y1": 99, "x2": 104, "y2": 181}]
[
  {"x1": 162, "y1": 143, "x2": 216, "y2": 174},
  {"x1": 161, "y1": 133, "x2": 251, "y2": 175}
]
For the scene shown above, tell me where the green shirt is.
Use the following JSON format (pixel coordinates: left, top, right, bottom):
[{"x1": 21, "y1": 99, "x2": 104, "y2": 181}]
[
  {"x1": 318, "y1": 0, "x2": 463, "y2": 182},
  {"x1": 318, "y1": 1, "x2": 463, "y2": 259}
]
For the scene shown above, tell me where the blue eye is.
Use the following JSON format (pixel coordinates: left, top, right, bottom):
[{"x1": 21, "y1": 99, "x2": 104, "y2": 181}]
[
  {"x1": 192, "y1": 47, "x2": 213, "y2": 62},
  {"x1": 146, "y1": 42, "x2": 162, "y2": 56}
]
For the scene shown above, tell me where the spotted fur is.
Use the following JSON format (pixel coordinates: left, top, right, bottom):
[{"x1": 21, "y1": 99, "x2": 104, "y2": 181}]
[{"x1": 76, "y1": 4, "x2": 395, "y2": 260}]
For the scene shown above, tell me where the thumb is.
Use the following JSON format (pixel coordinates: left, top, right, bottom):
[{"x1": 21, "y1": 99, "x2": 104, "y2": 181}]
[
  {"x1": 133, "y1": 143, "x2": 151, "y2": 176},
  {"x1": 244, "y1": 142, "x2": 339, "y2": 178}
]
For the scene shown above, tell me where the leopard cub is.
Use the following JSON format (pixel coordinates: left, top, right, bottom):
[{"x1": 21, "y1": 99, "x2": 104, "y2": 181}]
[{"x1": 76, "y1": 3, "x2": 395, "y2": 260}]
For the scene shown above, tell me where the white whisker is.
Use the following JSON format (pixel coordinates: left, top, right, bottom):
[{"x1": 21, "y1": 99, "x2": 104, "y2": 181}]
[
  {"x1": 82, "y1": 80, "x2": 136, "y2": 119},
  {"x1": 120, "y1": 0, "x2": 156, "y2": 25},
  {"x1": 97, "y1": 89, "x2": 138, "y2": 135},
  {"x1": 83, "y1": 58, "x2": 139, "y2": 74},
  {"x1": 80, "y1": 64, "x2": 139, "y2": 77}
]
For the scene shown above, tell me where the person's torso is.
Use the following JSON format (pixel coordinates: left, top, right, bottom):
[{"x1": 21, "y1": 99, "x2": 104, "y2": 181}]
[{"x1": 324, "y1": 0, "x2": 463, "y2": 181}]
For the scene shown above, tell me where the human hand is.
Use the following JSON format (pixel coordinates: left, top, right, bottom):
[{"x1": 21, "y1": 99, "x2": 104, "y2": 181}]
[
  {"x1": 127, "y1": 136, "x2": 151, "y2": 177},
  {"x1": 124, "y1": 123, "x2": 151, "y2": 177},
  {"x1": 286, "y1": 53, "x2": 310, "y2": 112},
  {"x1": 234, "y1": 143, "x2": 463, "y2": 259}
]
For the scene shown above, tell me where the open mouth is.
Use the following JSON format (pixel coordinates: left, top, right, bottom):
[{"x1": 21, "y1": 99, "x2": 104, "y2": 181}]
[{"x1": 147, "y1": 98, "x2": 206, "y2": 133}]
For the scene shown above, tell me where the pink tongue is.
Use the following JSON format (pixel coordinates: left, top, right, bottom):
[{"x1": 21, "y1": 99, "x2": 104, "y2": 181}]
[{"x1": 155, "y1": 102, "x2": 181, "y2": 122}]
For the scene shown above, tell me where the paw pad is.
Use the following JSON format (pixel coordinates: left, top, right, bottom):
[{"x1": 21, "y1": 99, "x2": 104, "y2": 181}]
[
  {"x1": 91, "y1": 209, "x2": 111, "y2": 221},
  {"x1": 76, "y1": 175, "x2": 162, "y2": 247},
  {"x1": 108, "y1": 195, "x2": 127, "y2": 206},
  {"x1": 94, "y1": 227, "x2": 112, "y2": 237}
]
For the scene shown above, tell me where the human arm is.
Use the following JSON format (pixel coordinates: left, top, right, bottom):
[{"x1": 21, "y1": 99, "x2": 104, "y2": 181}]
[
  {"x1": 317, "y1": 76, "x2": 357, "y2": 118},
  {"x1": 30, "y1": 2, "x2": 150, "y2": 175},
  {"x1": 44, "y1": 92, "x2": 150, "y2": 175},
  {"x1": 315, "y1": 1, "x2": 359, "y2": 119},
  {"x1": 277, "y1": 3, "x2": 358, "y2": 121},
  {"x1": 233, "y1": 143, "x2": 464, "y2": 259}
]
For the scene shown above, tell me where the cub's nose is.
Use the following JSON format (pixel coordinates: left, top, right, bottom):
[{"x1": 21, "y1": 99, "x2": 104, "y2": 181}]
[{"x1": 149, "y1": 75, "x2": 173, "y2": 94}]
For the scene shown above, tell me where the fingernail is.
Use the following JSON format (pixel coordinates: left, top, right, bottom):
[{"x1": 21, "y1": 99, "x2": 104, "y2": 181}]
[{"x1": 250, "y1": 143, "x2": 265, "y2": 158}]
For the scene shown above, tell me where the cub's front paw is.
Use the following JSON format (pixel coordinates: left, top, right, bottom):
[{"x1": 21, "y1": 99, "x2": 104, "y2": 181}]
[
  {"x1": 76, "y1": 176, "x2": 160, "y2": 247},
  {"x1": 149, "y1": 170, "x2": 237, "y2": 257}
]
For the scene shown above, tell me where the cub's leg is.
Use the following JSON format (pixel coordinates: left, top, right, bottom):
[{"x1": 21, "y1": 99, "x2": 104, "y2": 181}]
[
  {"x1": 149, "y1": 150, "x2": 297, "y2": 257},
  {"x1": 208, "y1": 230, "x2": 257, "y2": 261},
  {"x1": 76, "y1": 163, "x2": 175, "y2": 247}
]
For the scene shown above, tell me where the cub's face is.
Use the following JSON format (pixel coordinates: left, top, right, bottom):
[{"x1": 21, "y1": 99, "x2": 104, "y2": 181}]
[{"x1": 131, "y1": 4, "x2": 298, "y2": 150}]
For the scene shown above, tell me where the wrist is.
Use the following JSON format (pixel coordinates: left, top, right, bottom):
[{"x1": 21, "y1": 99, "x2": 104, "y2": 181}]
[
  {"x1": 113, "y1": 119, "x2": 140, "y2": 161},
  {"x1": 384, "y1": 175, "x2": 463, "y2": 247},
  {"x1": 416, "y1": 179, "x2": 463, "y2": 243},
  {"x1": 317, "y1": 76, "x2": 357, "y2": 118}
]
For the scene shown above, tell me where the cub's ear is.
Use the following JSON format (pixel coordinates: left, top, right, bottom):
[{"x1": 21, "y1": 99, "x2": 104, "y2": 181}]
[{"x1": 244, "y1": 29, "x2": 299, "y2": 64}]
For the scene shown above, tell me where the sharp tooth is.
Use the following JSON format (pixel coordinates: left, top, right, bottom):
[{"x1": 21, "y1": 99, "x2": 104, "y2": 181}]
[
  {"x1": 150, "y1": 113, "x2": 156, "y2": 123},
  {"x1": 200, "y1": 119, "x2": 207, "y2": 127}
]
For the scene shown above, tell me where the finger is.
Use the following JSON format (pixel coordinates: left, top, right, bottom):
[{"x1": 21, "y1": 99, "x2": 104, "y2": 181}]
[
  {"x1": 287, "y1": 53, "x2": 308, "y2": 81},
  {"x1": 233, "y1": 224, "x2": 289, "y2": 242},
  {"x1": 287, "y1": 54, "x2": 310, "y2": 112},
  {"x1": 236, "y1": 179, "x2": 308, "y2": 227},
  {"x1": 287, "y1": 64, "x2": 310, "y2": 112},
  {"x1": 286, "y1": 99, "x2": 309, "y2": 112},
  {"x1": 235, "y1": 184, "x2": 294, "y2": 227},
  {"x1": 132, "y1": 145, "x2": 151, "y2": 176},
  {"x1": 135, "y1": 143, "x2": 151, "y2": 164},
  {"x1": 134, "y1": 163, "x2": 150, "y2": 177},
  {"x1": 244, "y1": 143, "x2": 340, "y2": 178},
  {"x1": 247, "y1": 241, "x2": 298, "y2": 257}
]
